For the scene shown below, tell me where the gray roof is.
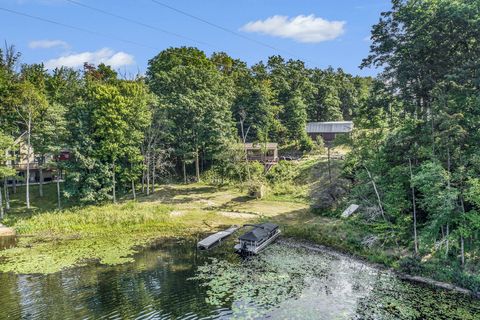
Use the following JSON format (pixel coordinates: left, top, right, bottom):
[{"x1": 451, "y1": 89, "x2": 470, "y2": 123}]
[
  {"x1": 306, "y1": 121, "x2": 354, "y2": 133},
  {"x1": 239, "y1": 223, "x2": 278, "y2": 242}
]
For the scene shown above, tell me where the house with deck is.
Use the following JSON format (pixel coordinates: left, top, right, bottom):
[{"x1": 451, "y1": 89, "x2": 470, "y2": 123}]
[{"x1": 6, "y1": 134, "x2": 70, "y2": 185}]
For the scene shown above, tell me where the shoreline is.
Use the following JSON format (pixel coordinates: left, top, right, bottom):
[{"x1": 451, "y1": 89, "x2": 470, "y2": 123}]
[
  {"x1": 279, "y1": 238, "x2": 480, "y2": 299},
  {"x1": 2, "y1": 224, "x2": 477, "y2": 300}
]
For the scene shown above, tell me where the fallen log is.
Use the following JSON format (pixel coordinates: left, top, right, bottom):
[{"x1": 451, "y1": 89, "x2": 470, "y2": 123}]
[{"x1": 397, "y1": 273, "x2": 479, "y2": 298}]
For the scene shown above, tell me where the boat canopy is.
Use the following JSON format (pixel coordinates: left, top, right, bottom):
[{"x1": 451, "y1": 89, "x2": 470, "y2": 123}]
[{"x1": 239, "y1": 223, "x2": 278, "y2": 242}]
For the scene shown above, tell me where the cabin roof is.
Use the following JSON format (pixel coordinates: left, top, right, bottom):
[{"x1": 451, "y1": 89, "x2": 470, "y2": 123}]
[
  {"x1": 239, "y1": 223, "x2": 278, "y2": 242},
  {"x1": 244, "y1": 143, "x2": 278, "y2": 150},
  {"x1": 306, "y1": 121, "x2": 354, "y2": 133}
]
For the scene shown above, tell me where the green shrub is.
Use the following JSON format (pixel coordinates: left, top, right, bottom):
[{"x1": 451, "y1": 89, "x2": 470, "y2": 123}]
[
  {"x1": 246, "y1": 180, "x2": 267, "y2": 199},
  {"x1": 266, "y1": 160, "x2": 295, "y2": 183},
  {"x1": 299, "y1": 136, "x2": 314, "y2": 152},
  {"x1": 399, "y1": 256, "x2": 424, "y2": 274}
]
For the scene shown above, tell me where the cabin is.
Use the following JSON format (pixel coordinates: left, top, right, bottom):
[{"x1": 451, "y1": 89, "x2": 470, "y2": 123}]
[
  {"x1": 306, "y1": 121, "x2": 354, "y2": 144},
  {"x1": 244, "y1": 143, "x2": 278, "y2": 164},
  {"x1": 6, "y1": 136, "x2": 70, "y2": 185}
]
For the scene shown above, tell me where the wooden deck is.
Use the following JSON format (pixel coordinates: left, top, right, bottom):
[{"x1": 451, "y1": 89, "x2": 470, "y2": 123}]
[{"x1": 246, "y1": 155, "x2": 278, "y2": 163}]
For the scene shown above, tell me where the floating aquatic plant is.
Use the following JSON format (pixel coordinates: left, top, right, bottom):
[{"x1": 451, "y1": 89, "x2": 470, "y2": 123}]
[
  {"x1": 193, "y1": 243, "x2": 480, "y2": 319},
  {"x1": 192, "y1": 244, "x2": 339, "y2": 318}
]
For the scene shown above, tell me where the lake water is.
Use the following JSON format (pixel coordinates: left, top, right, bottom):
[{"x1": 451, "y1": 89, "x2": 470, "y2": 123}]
[{"x1": 0, "y1": 238, "x2": 479, "y2": 320}]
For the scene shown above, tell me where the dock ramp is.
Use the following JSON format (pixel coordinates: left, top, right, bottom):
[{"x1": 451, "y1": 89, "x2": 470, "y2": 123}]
[{"x1": 197, "y1": 226, "x2": 239, "y2": 250}]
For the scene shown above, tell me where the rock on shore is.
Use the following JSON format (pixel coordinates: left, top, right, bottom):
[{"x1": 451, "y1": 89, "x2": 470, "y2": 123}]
[{"x1": 0, "y1": 223, "x2": 15, "y2": 237}]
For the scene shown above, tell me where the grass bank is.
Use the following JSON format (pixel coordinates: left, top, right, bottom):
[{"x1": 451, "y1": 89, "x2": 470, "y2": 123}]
[{"x1": 0, "y1": 183, "x2": 307, "y2": 274}]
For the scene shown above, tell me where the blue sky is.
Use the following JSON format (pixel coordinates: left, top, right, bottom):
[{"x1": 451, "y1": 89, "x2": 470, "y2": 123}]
[{"x1": 0, "y1": 0, "x2": 390, "y2": 76}]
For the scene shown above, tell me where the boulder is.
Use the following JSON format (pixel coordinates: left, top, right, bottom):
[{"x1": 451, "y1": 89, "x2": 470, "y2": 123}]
[{"x1": 341, "y1": 204, "x2": 359, "y2": 218}]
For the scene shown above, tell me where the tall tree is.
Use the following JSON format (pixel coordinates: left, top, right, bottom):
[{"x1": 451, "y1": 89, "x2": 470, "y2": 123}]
[
  {"x1": 147, "y1": 47, "x2": 235, "y2": 182},
  {"x1": 64, "y1": 65, "x2": 151, "y2": 203},
  {"x1": 0, "y1": 133, "x2": 16, "y2": 219},
  {"x1": 8, "y1": 81, "x2": 48, "y2": 209}
]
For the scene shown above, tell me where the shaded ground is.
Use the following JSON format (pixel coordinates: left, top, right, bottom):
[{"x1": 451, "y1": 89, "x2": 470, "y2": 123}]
[{"x1": 140, "y1": 184, "x2": 308, "y2": 218}]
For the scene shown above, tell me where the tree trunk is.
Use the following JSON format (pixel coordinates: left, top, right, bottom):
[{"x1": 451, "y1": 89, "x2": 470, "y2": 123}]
[
  {"x1": 12, "y1": 176, "x2": 16, "y2": 194},
  {"x1": 0, "y1": 186, "x2": 3, "y2": 219},
  {"x1": 26, "y1": 113, "x2": 31, "y2": 209},
  {"x1": 445, "y1": 147, "x2": 451, "y2": 258},
  {"x1": 141, "y1": 169, "x2": 145, "y2": 193},
  {"x1": 183, "y1": 159, "x2": 187, "y2": 184},
  {"x1": 39, "y1": 161, "x2": 44, "y2": 198},
  {"x1": 4, "y1": 178, "x2": 10, "y2": 210},
  {"x1": 239, "y1": 120, "x2": 251, "y2": 181},
  {"x1": 460, "y1": 197, "x2": 466, "y2": 266},
  {"x1": 327, "y1": 146, "x2": 332, "y2": 184},
  {"x1": 131, "y1": 180, "x2": 136, "y2": 200},
  {"x1": 195, "y1": 148, "x2": 200, "y2": 182},
  {"x1": 409, "y1": 158, "x2": 419, "y2": 254},
  {"x1": 364, "y1": 165, "x2": 386, "y2": 221},
  {"x1": 11, "y1": 150, "x2": 17, "y2": 195},
  {"x1": 366, "y1": 163, "x2": 397, "y2": 251},
  {"x1": 146, "y1": 152, "x2": 150, "y2": 195},
  {"x1": 445, "y1": 223, "x2": 450, "y2": 258},
  {"x1": 56, "y1": 169, "x2": 61, "y2": 209},
  {"x1": 152, "y1": 153, "x2": 156, "y2": 193},
  {"x1": 112, "y1": 160, "x2": 116, "y2": 204}
]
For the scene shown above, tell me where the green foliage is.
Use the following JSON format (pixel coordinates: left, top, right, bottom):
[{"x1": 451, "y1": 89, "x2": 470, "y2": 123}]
[
  {"x1": 0, "y1": 133, "x2": 16, "y2": 178},
  {"x1": 283, "y1": 93, "x2": 308, "y2": 142},
  {"x1": 347, "y1": 0, "x2": 480, "y2": 286},
  {"x1": 64, "y1": 71, "x2": 152, "y2": 203},
  {"x1": 413, "y1": 161, "x2": 458, "y2": 233},
  {"x1": 266, "y1": 160, "x2": 295, "y2": 183},
  {"x1": 147, "y1": 47, "x2": 236, "y2": 181}
]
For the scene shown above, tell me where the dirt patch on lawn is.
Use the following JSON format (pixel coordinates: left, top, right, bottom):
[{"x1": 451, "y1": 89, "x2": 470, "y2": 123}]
[{"x1": 219, "y1": 211, "x2": 258, "y2": 219}]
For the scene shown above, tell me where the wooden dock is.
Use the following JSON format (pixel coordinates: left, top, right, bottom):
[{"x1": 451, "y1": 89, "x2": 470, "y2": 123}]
[{"x1": 197, "y1": 226, "x2": 239, "y2": 250}]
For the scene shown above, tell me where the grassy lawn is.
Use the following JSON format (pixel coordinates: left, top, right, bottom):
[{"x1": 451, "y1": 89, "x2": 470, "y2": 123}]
[{"x1": 0, "y1": 183, "x2": 308, "y2": 274}]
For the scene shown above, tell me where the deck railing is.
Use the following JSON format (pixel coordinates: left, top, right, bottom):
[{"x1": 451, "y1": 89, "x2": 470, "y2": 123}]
[{"x1": 246, "y1": 155, "x2": 278, "y2": 163}]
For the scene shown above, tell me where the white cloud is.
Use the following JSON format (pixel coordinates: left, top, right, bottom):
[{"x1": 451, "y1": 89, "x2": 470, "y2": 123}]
[
  {"x1": 29, "y1": 39, "x2": 70, "y2": 49},
  {"x1": 241, "y1": 15, "x2": 346, "y2": 43},
  {"x1": 44, "y1": 48, "x2": 135, "y2": 69}
]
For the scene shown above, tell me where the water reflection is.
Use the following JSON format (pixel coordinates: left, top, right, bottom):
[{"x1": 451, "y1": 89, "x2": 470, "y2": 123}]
[
  {"x1": 0, "y1": 238, "x2": 478, "y2": 320},
  {"x1": 0, "y1": 239, "x2": 235, "y2": 320},
  {"x1": 194, "y1": 241, "x2": 480, "y2": 320}
]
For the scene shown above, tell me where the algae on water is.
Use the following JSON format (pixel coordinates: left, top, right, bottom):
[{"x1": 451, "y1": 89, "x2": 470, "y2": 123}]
[{"x1": 193, "y1": 243, "x2": 480, "y2": 320}]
